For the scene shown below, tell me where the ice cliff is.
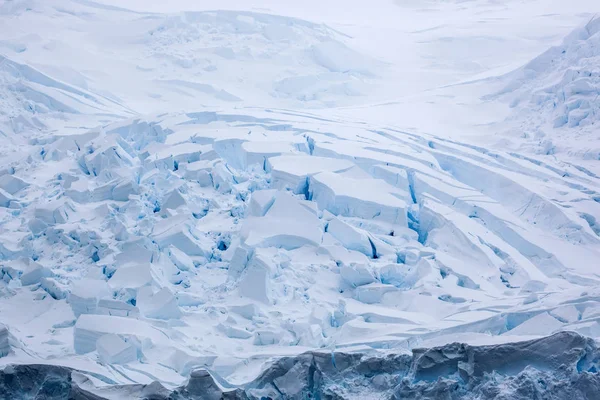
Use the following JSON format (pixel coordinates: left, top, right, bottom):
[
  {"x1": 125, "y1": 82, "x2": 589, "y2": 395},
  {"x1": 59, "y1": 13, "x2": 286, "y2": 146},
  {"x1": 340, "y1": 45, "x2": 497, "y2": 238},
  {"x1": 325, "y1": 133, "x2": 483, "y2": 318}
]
[{"x1": 0, "y1": 332, "x2": 598, "y2": 399}]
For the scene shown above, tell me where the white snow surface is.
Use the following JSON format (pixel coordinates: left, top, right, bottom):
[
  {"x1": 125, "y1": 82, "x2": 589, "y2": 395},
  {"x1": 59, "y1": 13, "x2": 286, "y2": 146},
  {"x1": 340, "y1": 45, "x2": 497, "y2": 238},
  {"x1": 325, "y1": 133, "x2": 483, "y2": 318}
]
[{"x1": 0, "y1": 0, "x2": 599, "y2": 388}]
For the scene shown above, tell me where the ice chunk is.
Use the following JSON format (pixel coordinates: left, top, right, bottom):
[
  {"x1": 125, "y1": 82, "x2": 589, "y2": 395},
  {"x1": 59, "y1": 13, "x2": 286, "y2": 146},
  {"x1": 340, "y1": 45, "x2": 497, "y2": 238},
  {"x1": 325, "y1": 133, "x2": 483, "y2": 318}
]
[
  {"x1": 176, "y1": 292, "x2": 205, "y2": 307},
  {"x1": 69, "y1": 279, "x2": 110, "y2": 317},
  {"x1": 152, "y1": 215, "x2": 211, "y2": 256},
  {"x1": 505, "y1": 312, "x2": 564, "y2": 336},
  {"x1": 116, "y1": 239, "x2": 154, "y2": 265},
  {"x1": 228, "y1": 245, "x2": 251, "y2": 280},
  {"x1": 66, "y1": 180, "x2": 116, "y2": 203},
  {"x1": 247, "y1": 189, "x2": 277, "y2": 217},
  {"x1": 380, "y1": 264, "x2": 407, "y2": 286},
  {"x1": 241, "y1": 192, "x2": 322, "y2": 250},
  {"x1": 28, "y1": 218, "x2": 48, "y2": 236},
  {"x1": 340, "y1": 263, "x2": 376, "y2": 288},
  {"x1": 310, "y1": 172, "x2": 407, "y2": 226},
  {"x1": 323, "y1": 242, "x2": 370, "y2": 266},
  {"x1": 43, "y1": 130, "x2": 99, "y2": 160},
  {"x1": 108, "y1": 264, "x2": 154, "y2": 291},
  {"x1": 34, "y1": 199, "x2": 74, "y2": 225},
  {"x1": 82, "y1": 135, "x2": 135, "y2": 176},
  {"x1": 183, "y1": 161, "x2": 214, "y2": 187},
  {"x1": 137, "y1": 287, "x2": 182, "y2": 320},
  {"x1": 290, "y1": 323, "x2": 325, "y2": 347},
  {"x1": 229, "y1": 303, "x2": 263, "y2": 320},
  {"x1": 162, "y1": 189, "x2": 187, "y2": 211},
  {"x1": 1, "y1": 258, "x2": 51, "y2": 286},
  {"x1": 354, "y1": 283, "x2": 396, "y2": 304},
  {"x1": 0, "y1": 189, "x2": 14, "y2": 208},
  {"x1": 168, "y1": 246, "x2": 195, "y2": 271},
  {"x1": 327, "y1": 217, "x2": 373, "y2": 258},
  {"x1": 519, "y1": 280, "x2": 547, "y2": 294},
  {"x1": 96, "y1": 334, "x2": 137, "y2": 365},
  {"x1": 74, "y1": 314, "x2": 164, "y2": 354},
  {"x1": 370, "y1": 165, "x2": 410, "y2": 192},
  {"x1": 253, "y1": 330, "x2": 282, "y2": 346},
  {"x1": 20, "y1": 261, "x2": 52, "y2": 286},
  {"x1": 211, "y1": 162, "x2": 234, "y2": 193},
  {"x1": 0, "y1": 175, "x2": 29, "y2": 195},
  {"x1": 217, "y1": 323, "x2": 253, "y2": 339},
  {"x1": 241, "y1": 217, "x2": 321, "y2": 250},
  {"x1": 265, "y1": 191, "x2": 317, "y2": 221},
  {"x1": 97, "y1": 299, "x2": 140, "y2": 317},
  {"x1": 398, "y1": 248, "x2": 420, "y2": 266},
  {"x1": 267, "y1": 155, "x2": 354, "y2": 194},
  {"x1": 550, "y1": 305, "x2": 580, "y2": 323},
  {"x1": 40, "y1": 277, "x2": 67, "y2": 300},
  {"x1": 242, "y1": 140, "x2": 306, "y2": 169},
  {"x1": 237, "y1": 252, "x2": 274, "y2": 304},
  {"x1": 147, "y1": 143, "x2": 210, "y2": 170},
  {"x1": 213, "y1": 139, "x2": 246, "y2": 170},
  {"x1": 112, "y1": 179, "x2": 138, "y2": 201}
]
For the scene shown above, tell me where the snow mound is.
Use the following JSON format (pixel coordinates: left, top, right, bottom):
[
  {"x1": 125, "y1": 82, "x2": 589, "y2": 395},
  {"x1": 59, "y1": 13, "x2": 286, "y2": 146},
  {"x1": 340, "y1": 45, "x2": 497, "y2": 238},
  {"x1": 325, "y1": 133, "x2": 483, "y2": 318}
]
[
  {"x1": 145, "y1": 10, "x2": 379, "y2": 105},
  {"x1": 494, "y1": 18, "x2": 600, "y2": 157},
  {"x1": 0, "y1": 0, "x2": 381, "y2": 147}
]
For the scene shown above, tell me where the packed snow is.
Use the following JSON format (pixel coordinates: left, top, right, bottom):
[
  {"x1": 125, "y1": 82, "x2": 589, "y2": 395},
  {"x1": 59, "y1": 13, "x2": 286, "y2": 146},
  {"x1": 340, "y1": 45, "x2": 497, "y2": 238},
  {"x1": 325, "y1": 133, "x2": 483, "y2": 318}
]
[{"x1": 0, "y1": 0, "x2": 599, "y2": 395}]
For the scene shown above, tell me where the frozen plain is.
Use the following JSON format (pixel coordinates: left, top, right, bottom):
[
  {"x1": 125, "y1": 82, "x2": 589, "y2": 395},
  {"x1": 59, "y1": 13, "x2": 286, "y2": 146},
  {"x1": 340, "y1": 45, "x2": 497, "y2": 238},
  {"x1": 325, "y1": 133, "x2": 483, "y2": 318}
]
[{"x1": 1, "y1": 0, "x2": 600, "y2": 398}]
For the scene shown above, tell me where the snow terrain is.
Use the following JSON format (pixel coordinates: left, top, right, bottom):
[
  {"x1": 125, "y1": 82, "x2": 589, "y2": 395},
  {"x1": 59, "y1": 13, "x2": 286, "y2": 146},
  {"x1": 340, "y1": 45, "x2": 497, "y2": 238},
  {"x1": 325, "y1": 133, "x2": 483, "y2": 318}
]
[{"x1": 0, "y1": 0, "x2": 600, "y2": 397}]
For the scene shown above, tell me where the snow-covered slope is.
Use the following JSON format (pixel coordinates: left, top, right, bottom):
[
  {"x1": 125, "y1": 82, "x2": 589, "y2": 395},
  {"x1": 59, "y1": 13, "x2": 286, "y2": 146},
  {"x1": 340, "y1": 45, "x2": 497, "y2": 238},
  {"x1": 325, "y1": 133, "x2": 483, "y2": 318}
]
[
  {"x1": 492, "y1": 17, "x2": 600, "y2": 159},
  {"x1": 0, "y1": 0, "x2": 599, "y2": 395},
  {"x1": 0, "y1": 0, "x2": 380, "y2": 121}
]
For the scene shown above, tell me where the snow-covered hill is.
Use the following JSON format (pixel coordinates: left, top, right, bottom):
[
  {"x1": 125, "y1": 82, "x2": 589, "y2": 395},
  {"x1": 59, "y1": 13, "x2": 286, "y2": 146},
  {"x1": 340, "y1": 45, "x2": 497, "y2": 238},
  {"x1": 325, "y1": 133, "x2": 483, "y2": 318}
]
[{"x1": 0, "y1": 0, "x2": 599, "y2": 396}]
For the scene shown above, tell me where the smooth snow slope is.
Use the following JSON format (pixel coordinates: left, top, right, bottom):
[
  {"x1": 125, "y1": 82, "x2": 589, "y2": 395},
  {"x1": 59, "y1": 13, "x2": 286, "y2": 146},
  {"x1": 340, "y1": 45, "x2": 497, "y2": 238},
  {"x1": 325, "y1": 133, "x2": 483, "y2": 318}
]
[{"x1": 0, "y1": 0, "x2": 599, "y2": 391}]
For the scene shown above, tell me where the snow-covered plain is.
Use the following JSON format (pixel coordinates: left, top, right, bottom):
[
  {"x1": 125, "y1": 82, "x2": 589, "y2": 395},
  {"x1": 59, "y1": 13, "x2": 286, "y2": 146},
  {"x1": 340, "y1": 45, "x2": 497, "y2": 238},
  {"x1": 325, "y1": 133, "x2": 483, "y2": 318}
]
[{"x1": 0, "y1": 0, "x2": 600, "y2": 396}]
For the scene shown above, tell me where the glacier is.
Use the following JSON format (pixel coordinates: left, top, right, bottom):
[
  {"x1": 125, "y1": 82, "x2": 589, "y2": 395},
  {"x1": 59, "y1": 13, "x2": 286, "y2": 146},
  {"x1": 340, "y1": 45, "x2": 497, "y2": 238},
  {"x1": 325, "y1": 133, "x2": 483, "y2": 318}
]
[{"x1": 0, "y1": 0, "x2": 599, "y2": 398}]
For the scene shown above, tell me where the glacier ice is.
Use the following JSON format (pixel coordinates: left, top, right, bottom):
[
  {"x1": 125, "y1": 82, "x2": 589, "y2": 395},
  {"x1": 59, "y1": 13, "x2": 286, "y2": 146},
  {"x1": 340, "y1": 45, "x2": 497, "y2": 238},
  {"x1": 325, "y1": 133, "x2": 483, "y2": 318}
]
[
  {"x1": 0, "y1": 0, "x2": 598, "y2": 396},
  {"x1": 96, "y1": 334, "x2": 138, "y2": 365},
  {"x1": 0, "y1": 106, "x2": 598, "y2": 388}
]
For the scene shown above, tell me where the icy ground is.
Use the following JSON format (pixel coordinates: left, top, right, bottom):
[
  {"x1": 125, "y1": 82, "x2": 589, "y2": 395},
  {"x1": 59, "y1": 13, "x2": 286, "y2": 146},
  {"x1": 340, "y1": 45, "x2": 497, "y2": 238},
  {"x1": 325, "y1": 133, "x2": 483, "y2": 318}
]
[{"x1": 0, "y1": 0, "x2": 600, "y2": 394}]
